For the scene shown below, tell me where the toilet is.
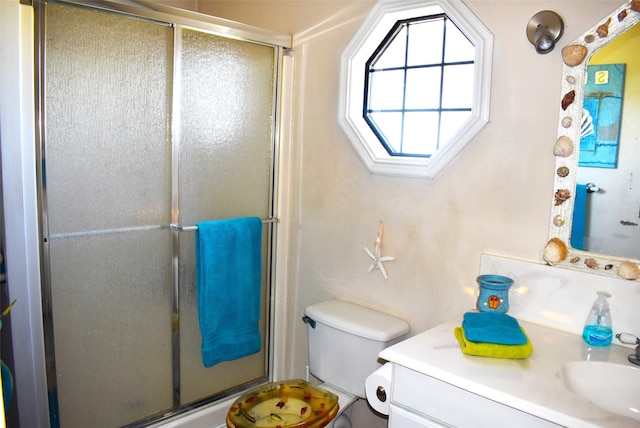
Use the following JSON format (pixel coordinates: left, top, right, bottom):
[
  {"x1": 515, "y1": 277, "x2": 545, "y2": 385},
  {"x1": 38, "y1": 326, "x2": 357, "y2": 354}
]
[
  {"x1": 226, "y1": 299, "x2": 409, "y2": 428},
  {"x1": 304, "y1": 299, "x2": 409, "y2": 427}
]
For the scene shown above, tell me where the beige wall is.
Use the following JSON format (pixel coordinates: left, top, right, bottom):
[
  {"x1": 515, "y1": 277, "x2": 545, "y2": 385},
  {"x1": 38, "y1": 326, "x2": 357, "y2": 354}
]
[{"x1": 165, "y1": 0, "x2": 623, "y2": 379}]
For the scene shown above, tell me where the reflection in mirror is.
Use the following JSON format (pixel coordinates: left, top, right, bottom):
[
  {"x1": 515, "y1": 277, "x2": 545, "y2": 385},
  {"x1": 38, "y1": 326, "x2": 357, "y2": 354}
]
[
  {"x1": 572, "y1": 23, "x2": 640, "y2": 260},
  {"x1": 546, "y1": 1, "x2": 640, "y2": 281}
]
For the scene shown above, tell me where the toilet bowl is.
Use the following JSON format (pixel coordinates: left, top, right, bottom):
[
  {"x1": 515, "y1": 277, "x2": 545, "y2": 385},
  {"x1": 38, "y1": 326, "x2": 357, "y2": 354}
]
[
  {"x1": 319, "y1": 384, "x2": 356, "y2": 428},
  {"x1": 226, "y1": 299, "x2": 409, "y2": 428}
]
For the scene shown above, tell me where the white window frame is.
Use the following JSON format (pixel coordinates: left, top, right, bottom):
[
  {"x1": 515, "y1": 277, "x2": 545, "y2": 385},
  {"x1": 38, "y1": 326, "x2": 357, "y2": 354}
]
[{"x1": 338, "y1": 0, "x2": 493, "y2": 178}]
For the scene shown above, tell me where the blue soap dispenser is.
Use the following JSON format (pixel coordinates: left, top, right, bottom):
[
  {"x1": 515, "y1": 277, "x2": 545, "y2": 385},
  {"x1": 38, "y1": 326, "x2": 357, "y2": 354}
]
[{"x1": 582, "y1": 291, "x2": 612, "y2": 346}]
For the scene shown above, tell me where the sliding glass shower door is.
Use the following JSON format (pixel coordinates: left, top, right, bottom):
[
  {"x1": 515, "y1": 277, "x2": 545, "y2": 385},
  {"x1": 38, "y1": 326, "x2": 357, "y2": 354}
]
[
  {"x1": 176, "y1": 27, "x2": 275, "y2": 405},
  {"x1": 39, "y1": 2, "x2": 280, "y2": 427}
]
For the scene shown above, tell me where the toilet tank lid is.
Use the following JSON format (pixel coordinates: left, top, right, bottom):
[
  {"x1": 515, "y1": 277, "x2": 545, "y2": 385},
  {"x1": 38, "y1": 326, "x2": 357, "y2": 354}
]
[{"x1": 304, "y1": 299, "x2": 409, "y2": 341}]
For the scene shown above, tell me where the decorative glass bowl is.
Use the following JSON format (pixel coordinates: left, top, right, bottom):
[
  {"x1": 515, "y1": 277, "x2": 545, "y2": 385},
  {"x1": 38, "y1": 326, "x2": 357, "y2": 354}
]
[{"x1": 226, "y1": 379, "x2": 339, "y2": 428}]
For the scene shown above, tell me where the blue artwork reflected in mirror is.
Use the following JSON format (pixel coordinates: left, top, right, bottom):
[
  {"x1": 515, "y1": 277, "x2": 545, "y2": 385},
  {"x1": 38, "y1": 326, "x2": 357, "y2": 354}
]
[{"x1": 579, "y1": 63, "x2": 625, "y2": 168}]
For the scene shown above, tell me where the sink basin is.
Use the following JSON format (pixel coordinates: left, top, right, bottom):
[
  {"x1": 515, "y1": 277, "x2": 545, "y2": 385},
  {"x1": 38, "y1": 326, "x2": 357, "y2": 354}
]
[{"x1": 562, "y1": 361, "x2": 640, "y2": 421}]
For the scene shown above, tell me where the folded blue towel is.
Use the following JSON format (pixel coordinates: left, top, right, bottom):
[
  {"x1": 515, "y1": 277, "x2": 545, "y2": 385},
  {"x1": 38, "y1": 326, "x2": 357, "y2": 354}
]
[
  {"x1": 195, "y1": 217, "x2": 262, "y2": 368},
  {"x1": 461, "y1": 312, "x2": 527, "y2": 345}
]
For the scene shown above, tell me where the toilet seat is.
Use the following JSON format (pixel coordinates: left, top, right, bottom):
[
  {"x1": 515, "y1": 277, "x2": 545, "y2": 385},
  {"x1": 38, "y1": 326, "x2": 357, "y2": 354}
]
[{"x1": 226, "y1": 379, "x2": 339, "y2": 428}]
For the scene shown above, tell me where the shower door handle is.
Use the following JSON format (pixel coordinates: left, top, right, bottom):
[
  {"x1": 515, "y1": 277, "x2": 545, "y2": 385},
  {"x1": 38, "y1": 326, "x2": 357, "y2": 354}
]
[{"x1": 170, "y1": 223, "x2": 198, "y2": 232}]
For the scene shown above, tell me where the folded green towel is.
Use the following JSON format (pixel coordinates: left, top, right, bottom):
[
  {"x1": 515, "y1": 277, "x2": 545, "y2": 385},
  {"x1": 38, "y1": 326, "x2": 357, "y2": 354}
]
[
  {"x1": 462, "y1": 312, "x2": 528, "y2": 345},
  {"x1": 454, "y1": 326, "x2": 533, "y2": 359}
]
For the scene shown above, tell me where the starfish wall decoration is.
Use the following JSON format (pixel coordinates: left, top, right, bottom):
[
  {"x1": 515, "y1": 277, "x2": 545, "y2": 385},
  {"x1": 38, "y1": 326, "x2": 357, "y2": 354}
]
[{"x1": 364, "y1": 221, "x2": 395, "y2": 279}]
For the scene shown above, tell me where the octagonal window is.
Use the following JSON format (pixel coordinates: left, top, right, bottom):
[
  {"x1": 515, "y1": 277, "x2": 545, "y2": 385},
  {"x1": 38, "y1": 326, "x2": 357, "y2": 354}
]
[
  {"x1": 339, "y1": 0, "x2": 493, "y2": 178},
  {"x1": 366, "y1": 15, "x2": 475, "y2": 157}
]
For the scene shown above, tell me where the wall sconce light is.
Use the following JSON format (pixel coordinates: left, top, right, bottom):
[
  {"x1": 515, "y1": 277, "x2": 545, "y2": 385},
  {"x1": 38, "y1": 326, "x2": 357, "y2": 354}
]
[{"x1": 526, "y1": 11, "x2": 564, "y2": 54}]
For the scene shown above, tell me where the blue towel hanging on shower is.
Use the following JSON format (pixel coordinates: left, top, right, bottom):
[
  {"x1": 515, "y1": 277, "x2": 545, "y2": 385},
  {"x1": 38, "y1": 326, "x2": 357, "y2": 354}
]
[
  {"x1": 571, "y1": 184, "x2": 588, "y2": 251},
  {"x1": 195, "y1": 217, "x2": 262, "y2": 368}
]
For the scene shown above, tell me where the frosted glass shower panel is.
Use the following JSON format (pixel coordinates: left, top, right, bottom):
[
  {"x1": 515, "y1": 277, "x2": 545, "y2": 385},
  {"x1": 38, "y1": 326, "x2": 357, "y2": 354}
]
[
  {"x1": 178, "y1": 28, "x2": 275, "y2": 222},
  {"x1": 177, "y1": 28, "x2": 276, "y2": 404},
  {"x1": 49, "y1": 231, "x2": 173, "y2": 428},
  {"x1": 45, "y1": 4, "x2": 173, "y2": 234},
  {"x1": 43, "y1": 4, "x2": 174, "y2": 427}
]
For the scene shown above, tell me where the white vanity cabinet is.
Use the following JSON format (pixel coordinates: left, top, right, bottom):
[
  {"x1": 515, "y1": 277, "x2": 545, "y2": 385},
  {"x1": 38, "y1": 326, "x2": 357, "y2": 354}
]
[
  {"x1": 377, "y1": 316, "x2": 638, "y2": 428},
  {"x1": 388, "y1": 365, "x2": 560, "y2": 427}
]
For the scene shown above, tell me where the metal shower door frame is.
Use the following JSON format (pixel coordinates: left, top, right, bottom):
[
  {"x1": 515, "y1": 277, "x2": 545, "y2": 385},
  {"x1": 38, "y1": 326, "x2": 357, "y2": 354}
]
[{"x1": 32, "y1": 1, "x2": 291, "y2": 426}]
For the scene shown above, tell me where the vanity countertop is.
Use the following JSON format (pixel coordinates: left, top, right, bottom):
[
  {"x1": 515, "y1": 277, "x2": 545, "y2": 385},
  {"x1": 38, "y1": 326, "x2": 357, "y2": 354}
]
[{"x1": 379, "y1": 316, "x2": 639, "y2": 428}]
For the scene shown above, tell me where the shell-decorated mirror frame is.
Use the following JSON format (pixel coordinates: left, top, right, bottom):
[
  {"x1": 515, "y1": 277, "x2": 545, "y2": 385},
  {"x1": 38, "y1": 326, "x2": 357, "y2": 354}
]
[{"x1": 545, "y1": 0, "x2": 640, "y2": 281}]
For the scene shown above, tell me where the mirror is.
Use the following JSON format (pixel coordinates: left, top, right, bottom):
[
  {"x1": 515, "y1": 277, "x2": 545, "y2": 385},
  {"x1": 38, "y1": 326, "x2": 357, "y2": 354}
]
[
  {"x1": 575, "y1": 23, "x2": 640, "y2": 259},
  {"x1": 545, "y1": 1, "x2": 640, "y2": 281}
]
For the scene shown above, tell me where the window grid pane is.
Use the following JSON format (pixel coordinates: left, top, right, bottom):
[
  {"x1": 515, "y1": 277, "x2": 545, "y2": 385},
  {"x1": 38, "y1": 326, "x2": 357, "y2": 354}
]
[
  {"x1": 370, "y1": 112, "x2": 403, "y2": 153},
  {"x1": 369, "y1": 69, "x2": 406, "y2": 110},
  {"x1": 375, "y1": 26, "x2": 408, "y2": 69},
  {"x1": 405, "y1": 67, "x2": 442, "y2": 109},
  {"x1": 407, "y1": 18, "x2": 444, "y2": 66},
  {"x1": 444, "y1": 19, "x2": 475, "y2": 63},
  {"x1": 441, "y1": 63, "x2": 475, "y2": 109}
]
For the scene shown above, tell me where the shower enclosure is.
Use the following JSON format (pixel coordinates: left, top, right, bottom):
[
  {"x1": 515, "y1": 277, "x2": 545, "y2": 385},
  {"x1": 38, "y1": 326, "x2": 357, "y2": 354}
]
[{"x1": 34, "y1": 1, "x2": 289, "y2": 426}]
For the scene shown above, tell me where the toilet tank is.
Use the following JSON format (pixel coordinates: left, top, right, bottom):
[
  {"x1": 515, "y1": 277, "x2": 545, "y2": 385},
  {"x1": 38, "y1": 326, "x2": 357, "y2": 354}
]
[{"x1": 304, "y1": 299, "x2": 409, "y2": 398}]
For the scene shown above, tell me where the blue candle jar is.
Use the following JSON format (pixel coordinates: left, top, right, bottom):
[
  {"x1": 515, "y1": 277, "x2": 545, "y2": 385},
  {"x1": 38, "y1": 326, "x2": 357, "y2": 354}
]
[{"x1": 476, "y1": 274, "x2": 514, "y2": 313}]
